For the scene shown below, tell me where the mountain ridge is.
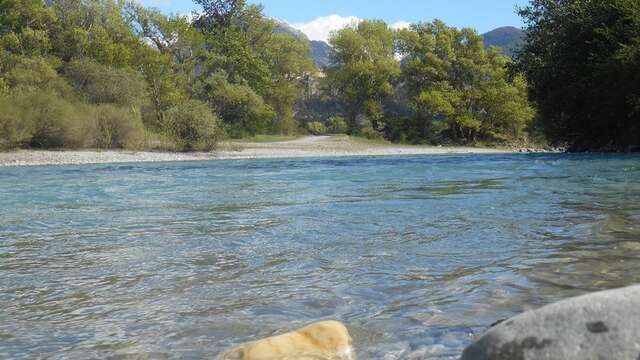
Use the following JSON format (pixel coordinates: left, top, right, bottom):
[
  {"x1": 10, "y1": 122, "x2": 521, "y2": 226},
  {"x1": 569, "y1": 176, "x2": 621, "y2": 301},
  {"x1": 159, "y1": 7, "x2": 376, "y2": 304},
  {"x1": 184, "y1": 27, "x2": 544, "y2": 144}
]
[{"x1": 481, "y1": 26, "x2": 524, "y2": 57}]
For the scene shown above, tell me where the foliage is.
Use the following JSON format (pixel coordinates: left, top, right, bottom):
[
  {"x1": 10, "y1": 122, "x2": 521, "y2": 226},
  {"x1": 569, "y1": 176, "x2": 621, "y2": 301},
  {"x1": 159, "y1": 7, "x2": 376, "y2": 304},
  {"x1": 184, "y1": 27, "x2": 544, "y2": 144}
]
[
  {"x1": 0, "y1": 93, "x2": 35, "y2": 149},
  {"x1": 8, "y1": 89, "x2": 87, "y2": 148},
  {"x1": 164, "y1": 100, "x2": 221, "y2": 151},
  {"x1": 0, "y1": 0, "x2": 318, "y2": 150},
  {"x1": 515, "y1": 0, "x2": 640, "y2": 150},
  {"x1": 328, "y1": 116, "x2": 348, "y2": 134},
  {"x1": 5, "y1": 56, "x2": 71, "y2": 95},
  {"x1": 90, "y1": 105, "x2": 145, "y2": 149},
  {"x1": 327, "y1": 20, "x2": 400, "y2": 133},
  {"x1": 307, "y1": 121, "x2": 327, "y2": 135},
  {"x1": 64, "y1": 58, "x2": 148, "y2": 108},
  {"x1": 193, "y1": 0, "x2": 246, "y2": 28},
  {"x1": 396, "y1": 21, "x2": 535, "y2": 144},
  {"x1": 360, "y1": 126, "x2": 385, "y2": 140},
  {"x1": 0, "y1": 1, "x2": 553, "y2": 150},
  {"x1": 195, "y1": 71, "x2": 273, "y2": 138},
  {"x1": 263, "y1": 33, "x2": 315, "y2": 134}
]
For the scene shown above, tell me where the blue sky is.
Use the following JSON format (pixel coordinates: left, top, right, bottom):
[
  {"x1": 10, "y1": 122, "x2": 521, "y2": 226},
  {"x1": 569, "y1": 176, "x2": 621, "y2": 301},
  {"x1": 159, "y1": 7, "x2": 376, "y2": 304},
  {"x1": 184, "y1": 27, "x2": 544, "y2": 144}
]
[{"x1": 139, "y1": 0, "x2": 529, "y2": 41}]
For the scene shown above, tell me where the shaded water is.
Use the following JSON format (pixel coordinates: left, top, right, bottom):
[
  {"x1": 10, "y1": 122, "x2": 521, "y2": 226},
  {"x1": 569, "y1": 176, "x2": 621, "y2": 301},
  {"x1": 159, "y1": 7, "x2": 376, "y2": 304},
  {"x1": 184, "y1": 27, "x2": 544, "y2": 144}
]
[{"x1": 2, "y1": 154, "x2": 640, "y2": 359}]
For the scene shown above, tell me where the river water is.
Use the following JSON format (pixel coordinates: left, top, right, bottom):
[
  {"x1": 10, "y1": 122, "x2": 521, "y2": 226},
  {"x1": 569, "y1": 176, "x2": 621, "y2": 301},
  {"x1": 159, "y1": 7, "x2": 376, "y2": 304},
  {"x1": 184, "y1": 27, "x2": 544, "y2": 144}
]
[{"x1": 1, "y1": 154, "x2": 640, "y2": 359}]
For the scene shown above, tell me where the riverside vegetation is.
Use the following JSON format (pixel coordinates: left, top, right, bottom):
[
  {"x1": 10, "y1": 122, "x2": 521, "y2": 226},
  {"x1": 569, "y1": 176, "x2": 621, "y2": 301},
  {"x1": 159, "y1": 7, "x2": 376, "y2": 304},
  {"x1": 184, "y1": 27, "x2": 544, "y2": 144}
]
[{"x1": 0, "y1": 0, "x2": 638, "y2": 152}]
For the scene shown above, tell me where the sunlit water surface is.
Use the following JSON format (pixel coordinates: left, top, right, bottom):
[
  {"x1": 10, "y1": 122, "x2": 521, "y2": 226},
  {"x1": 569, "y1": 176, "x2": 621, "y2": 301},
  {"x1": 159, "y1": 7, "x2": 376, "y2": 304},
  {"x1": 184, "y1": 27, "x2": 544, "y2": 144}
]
[{"x1": 2, "y1": 154, "x2": 640, "y2": 359}]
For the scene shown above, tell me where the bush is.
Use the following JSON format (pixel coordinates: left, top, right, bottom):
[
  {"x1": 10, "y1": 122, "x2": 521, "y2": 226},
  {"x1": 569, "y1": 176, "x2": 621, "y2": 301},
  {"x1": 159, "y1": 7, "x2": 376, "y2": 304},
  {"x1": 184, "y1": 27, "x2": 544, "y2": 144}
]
[
  {"x1": 64, "y1": 58, "x2": 148, "y2": 108},
  {"x1": 196, "y1": 72, "x2": 273, "y2": 137},
  {"x1": 90, "y1": 105, "x2": 145, "y2": 149},
  {"x1": 164, "y1": 100, "x2": 221, "y2": 151},
  {"x1": 327, "y1": 116, "x2": 348, "y2": 134},
  {"x1": 307, "y1": 121, "x2": 328, "y2": 135},
  {"x1": 0, "y1": 95, "x2": 35, "y2": 149},
  {"x1": 5, "y1": 56, "x2": 72, "y2": 96},
  {"x1": 360, "y1": 126, "x2": 385, "y2": 140},
  {"x1": 3, "y1": 90, "x2": 87, "y2": 149}
]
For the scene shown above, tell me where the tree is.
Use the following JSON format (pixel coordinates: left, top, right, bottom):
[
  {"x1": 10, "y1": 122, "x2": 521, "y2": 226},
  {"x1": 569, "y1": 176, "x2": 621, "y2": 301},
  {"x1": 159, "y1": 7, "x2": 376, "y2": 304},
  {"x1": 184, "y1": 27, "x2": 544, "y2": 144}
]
[
  {"x1": 193, "y1": 0, "x2": 245, "y2": 28},
  {"x1": 263, "y1": 33, "x2": 315, "y2": 134},
  {"x1": 194, "y1": 71, "x2": 273, "y2": 137},
  {"x1": 0, "y1": 0, "x2": 55, "y2": 57},
  {"x1": 515, "y1": 0, "x2": 640, "y2": 150},
  {"x1": 327, "y1": 20, "x2": 400, "y2": 133},
  {"x1": 397, "y1": 20, "x2": 534, "y2": 143},
  {"x1": 193, "y1": 0, "x2": 273, "y2": 95}
]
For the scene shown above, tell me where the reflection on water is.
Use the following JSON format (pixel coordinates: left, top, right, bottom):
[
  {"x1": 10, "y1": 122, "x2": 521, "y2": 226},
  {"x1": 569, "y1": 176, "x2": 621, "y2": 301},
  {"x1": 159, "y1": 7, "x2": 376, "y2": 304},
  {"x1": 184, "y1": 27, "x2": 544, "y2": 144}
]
[{"x1": 1, "y1": 154, "x2": 640, "y2": 359}]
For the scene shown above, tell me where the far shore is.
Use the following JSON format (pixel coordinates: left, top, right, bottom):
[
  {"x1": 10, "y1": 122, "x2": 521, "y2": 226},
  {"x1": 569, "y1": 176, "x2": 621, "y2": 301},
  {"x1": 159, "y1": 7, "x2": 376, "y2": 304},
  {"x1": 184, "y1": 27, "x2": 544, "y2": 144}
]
[{"x1": 0, "y1": 135, "x2": 534, "y2": 167}]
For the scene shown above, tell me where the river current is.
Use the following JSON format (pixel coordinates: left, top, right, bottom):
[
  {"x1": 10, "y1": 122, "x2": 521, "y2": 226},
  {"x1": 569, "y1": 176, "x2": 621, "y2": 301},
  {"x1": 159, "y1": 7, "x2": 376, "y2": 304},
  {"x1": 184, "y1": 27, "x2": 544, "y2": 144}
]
[{"x1": 2, "y1": 154, "x2": 640, "y2": 359}]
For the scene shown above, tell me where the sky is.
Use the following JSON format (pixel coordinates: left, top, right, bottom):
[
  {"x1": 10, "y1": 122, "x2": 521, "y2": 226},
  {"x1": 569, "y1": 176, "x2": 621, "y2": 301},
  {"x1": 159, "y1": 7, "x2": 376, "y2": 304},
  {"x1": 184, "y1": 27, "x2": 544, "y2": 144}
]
[{"x1": 139, "y1": 0, "x2": 529, "y2": 42}]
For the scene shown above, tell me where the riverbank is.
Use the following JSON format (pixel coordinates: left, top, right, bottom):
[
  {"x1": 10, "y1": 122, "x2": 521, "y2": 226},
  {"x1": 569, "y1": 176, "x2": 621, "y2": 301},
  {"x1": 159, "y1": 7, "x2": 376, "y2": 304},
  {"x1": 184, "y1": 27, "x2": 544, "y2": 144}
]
[{"x1": 0, "y1": 135, "x2": 521, "y2": 167}]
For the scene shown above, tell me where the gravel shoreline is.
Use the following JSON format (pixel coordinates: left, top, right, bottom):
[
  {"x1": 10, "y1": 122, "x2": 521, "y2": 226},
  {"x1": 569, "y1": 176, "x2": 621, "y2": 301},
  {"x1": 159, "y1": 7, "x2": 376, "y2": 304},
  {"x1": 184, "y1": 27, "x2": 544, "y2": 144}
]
[{"x1": 0, "y1": 136, "x2": 515, "y2": 167}]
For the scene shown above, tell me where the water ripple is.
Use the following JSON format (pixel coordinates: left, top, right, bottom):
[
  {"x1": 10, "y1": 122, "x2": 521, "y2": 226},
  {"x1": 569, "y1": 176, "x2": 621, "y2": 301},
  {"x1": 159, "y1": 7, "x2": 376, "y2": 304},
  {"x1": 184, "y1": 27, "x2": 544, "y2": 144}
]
[{"x1": 1, "y1": 154, "x2": 640, "y2": 358}]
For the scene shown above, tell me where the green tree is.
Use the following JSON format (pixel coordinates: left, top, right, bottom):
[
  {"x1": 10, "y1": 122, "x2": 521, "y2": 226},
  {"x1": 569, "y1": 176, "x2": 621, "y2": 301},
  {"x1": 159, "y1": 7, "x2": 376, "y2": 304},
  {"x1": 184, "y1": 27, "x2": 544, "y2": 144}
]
[
  {"x1": 397, "y1": 21, "x2": 534, "y2": 143},
  {"x1": 194, "y1": 0, "x2": 273, "y2": 95},
  {"x1": 327, "y1": 20, "x2": 400, "y2": 133},
  {"x1": 263, "y1": 33, "x2": 315, "y2": 134},
  {"x1": 515, "y1": 0, "x2": 640, "y2": 150},
  {"x1": 0, "y1": 0, "x2": 55, "y2": 57},
  {"x1": 0, "y1": 0, "x2": 332, "y2": 149}
]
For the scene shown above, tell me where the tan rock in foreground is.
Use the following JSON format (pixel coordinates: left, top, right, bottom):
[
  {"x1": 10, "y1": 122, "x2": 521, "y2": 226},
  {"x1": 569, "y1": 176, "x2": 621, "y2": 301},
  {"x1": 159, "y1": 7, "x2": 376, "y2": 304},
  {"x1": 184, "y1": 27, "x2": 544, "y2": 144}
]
[{"x1": 219, "y1": 321, "x2": 356, "y2": 360}]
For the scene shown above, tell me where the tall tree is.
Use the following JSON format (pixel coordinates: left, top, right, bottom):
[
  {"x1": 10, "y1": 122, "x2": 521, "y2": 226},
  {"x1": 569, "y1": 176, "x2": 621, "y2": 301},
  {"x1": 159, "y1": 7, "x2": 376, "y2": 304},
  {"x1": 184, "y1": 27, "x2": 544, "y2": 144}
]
[
  {"x1": 193, "y1": 0, "x2": 245, "y2": 28},
  {"x1": 397, "y1": 20, "x2": 534, "y2": 143},
  {"x1": 263, "y1": 33, "x2": 315, "y2": 134},
  {"x1": 326, "y1": 20, "x2": 400, "y2": 133},
  {"x1": 515, "y1": 0, "x2": 640, "y2": 150}
]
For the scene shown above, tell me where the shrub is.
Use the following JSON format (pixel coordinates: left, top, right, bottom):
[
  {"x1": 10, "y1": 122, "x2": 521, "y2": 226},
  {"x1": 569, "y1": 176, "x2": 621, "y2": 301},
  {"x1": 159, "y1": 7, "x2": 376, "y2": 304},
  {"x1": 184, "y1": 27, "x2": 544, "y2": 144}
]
[
  {"x1": 64, "y1": 58, "x2": 148, "y2": 108},
  {"x1": 9, "y1": 90, "x2": 87, "y2": 148},
  {"x1": 196, "y1": 71, "x2": 273, "y2": 137},
  {"x1": 164, "y1": 100, "x2": 221, "y2": 151},
  {"x1": 0, "y1": 95, "x2": 35, "y2": 149},
  {"x1": 360, "y1": 126, "x2": 385, "y2": 140},
  {"x1": 307, "y1": 121, "x2": 328, "y2": 135},
  {"x1": 5, "y1": 56, "x2": 72, "y2": 95},
  {"x1": 328, "y1": 116, "x2": 348, "y2": 134},
  {"x1": 90, "y1": 105, "x2": 145, "y2": 149}
]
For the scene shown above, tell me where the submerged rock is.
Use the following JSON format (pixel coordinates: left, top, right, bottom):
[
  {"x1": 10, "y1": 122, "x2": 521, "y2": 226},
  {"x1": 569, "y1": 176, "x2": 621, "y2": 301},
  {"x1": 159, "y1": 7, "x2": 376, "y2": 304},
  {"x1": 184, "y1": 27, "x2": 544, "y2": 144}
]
[{"x1": 461, "y1": 285, "x2": 640, "y2": 360}]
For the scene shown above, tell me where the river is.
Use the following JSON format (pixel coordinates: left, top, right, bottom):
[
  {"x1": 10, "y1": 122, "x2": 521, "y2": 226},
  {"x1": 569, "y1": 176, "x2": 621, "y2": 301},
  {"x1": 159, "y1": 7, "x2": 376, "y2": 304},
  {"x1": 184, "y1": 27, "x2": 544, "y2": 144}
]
[{"x1": 1, "y1": 154, "x2": 639, "y2": 359}]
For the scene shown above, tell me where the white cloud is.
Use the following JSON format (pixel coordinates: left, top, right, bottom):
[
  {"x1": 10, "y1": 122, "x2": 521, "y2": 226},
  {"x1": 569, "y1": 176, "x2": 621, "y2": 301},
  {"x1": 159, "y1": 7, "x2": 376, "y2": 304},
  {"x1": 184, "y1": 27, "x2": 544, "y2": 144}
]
[
  {"x1": 290, "y1": 14, "x2": 362, "y2": 41},
  {"x1": 290, "y1": 15, "x2": 361, "y2": 42},
  {"x1": 390, "y1": 21, "x2": 412, "y2": 30},
  {"x1": 290, "y1": 15, "x2": 413, "y2": 43}
]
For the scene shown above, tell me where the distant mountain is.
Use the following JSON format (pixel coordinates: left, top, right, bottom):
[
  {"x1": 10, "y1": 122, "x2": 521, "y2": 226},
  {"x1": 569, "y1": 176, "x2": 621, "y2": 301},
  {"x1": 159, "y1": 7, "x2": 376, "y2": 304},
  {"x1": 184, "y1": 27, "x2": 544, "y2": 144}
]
[
  {"x1": 272, "y1": 21, "x2": 308, "y2": 41},
  {"x1": 272, "y1": 20, "x2": 334, "y2": 69},
  {"x1": 309, "y1": 41, "x2": 334, "y2": 69},
  {"x1": 481, "y1": 26, "x2": 524, "y2": 57}
]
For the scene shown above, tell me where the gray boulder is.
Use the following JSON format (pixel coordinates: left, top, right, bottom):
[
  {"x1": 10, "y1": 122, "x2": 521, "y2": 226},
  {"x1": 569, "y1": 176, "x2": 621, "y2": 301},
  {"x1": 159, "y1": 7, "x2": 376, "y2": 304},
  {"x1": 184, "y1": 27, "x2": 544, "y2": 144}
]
[{"x1": 461, "y1": 285, "x2": 640, "y2": 360}]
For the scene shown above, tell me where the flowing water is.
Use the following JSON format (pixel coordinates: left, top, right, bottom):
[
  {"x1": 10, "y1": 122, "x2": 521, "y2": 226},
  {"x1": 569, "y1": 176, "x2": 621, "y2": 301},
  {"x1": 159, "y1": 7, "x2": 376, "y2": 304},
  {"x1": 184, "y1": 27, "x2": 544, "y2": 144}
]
[{"x1": 2, "y1": 154, "x2": 640, "y2": 359}]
